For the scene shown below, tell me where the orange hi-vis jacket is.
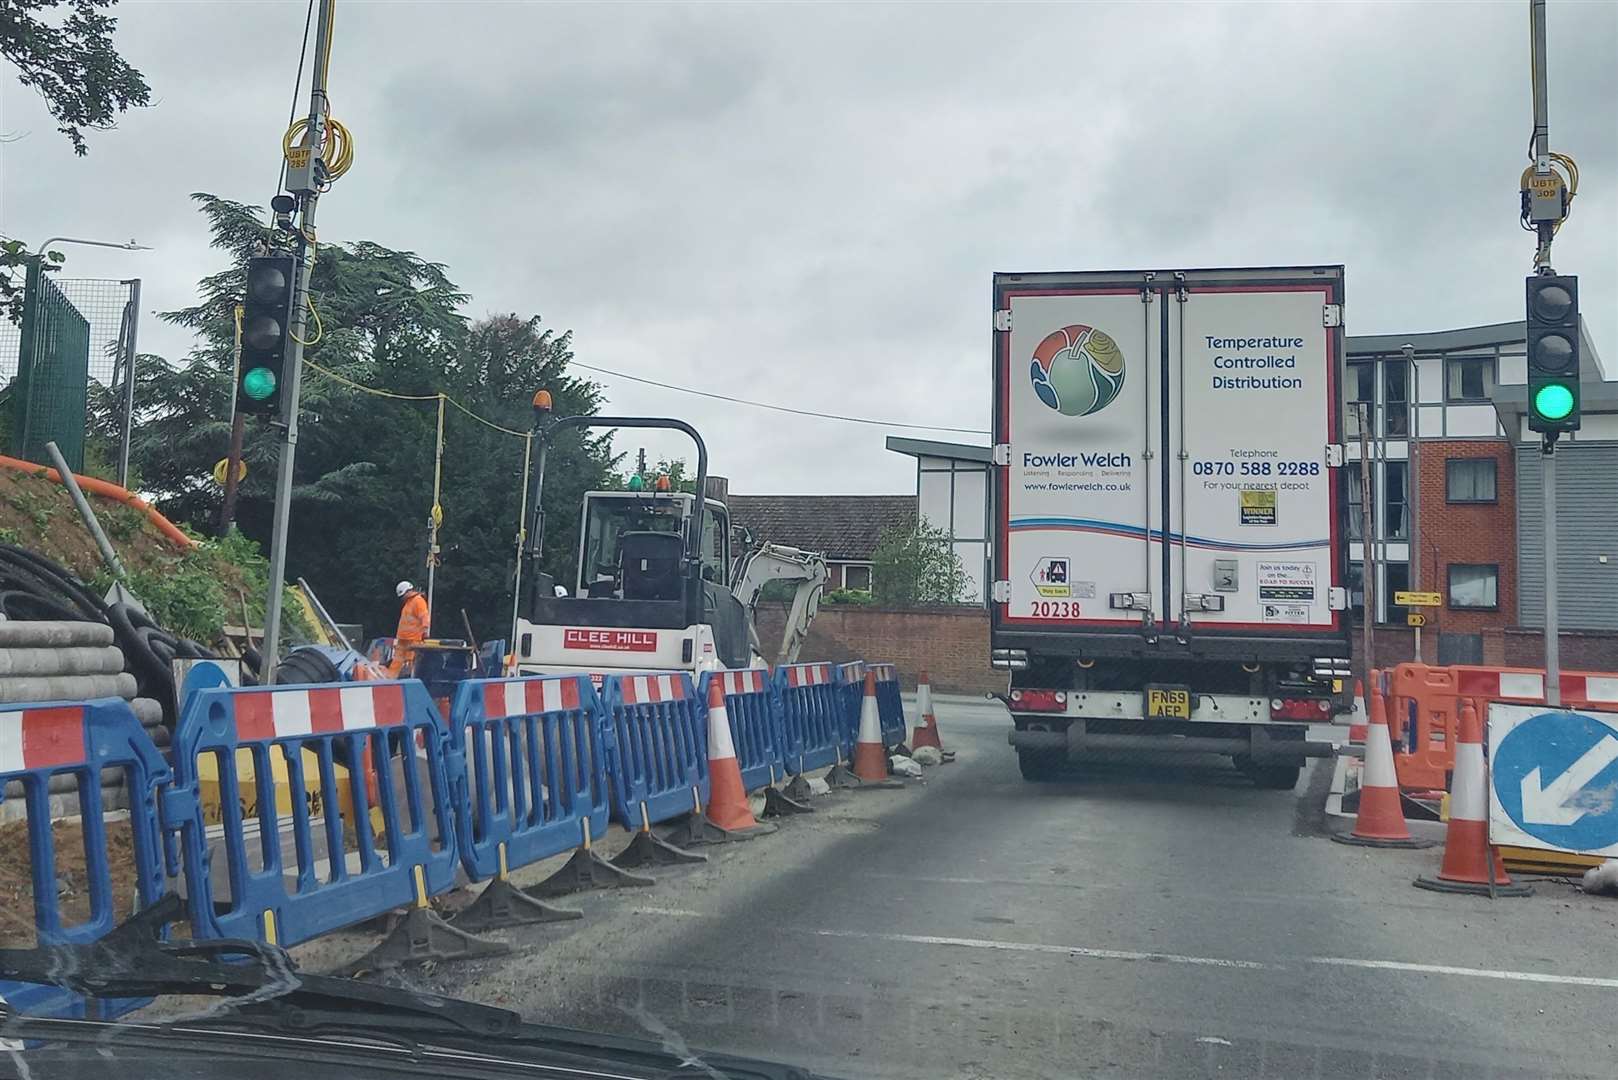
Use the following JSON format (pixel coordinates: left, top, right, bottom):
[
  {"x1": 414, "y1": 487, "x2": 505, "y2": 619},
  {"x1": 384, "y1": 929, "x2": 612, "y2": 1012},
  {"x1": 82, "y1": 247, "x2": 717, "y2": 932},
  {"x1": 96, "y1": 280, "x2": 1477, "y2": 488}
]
[{"x1": 389, "y1": 591, "x2": 430, "y2": 675}]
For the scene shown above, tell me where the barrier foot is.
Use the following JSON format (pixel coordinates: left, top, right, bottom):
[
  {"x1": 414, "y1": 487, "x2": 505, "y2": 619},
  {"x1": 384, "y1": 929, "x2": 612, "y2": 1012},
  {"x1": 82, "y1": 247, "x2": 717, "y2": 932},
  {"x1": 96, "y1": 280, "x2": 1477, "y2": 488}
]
[
  {"x1": 763, "y1": 785, "x2": 814, "y2": 816},
  {"x1": 525, "y1": 847, "x2": 656, "y2": 899},
  {"x1": 450, "y1": 878, "x2": 583, "y2": 934},
  {"x1": 782, "y1": 774, "x2": 814, "y2": 802},
  {"x1": 663, "y1": 810, "x2": 778, "y2": 847},
  {"x1": 612, "y1": 827, "x2": 708, "y2": 869},
  {"x1": 349, "y1": 906, "x2": 510, "y2": 974},
  {"x1": 824, "y1": 762, "x2": 864, "y2": 789},
  {"x1": 1413, "y1": 875, "x2": 1533, "y2": 898},
  {"x1": 1331, "y1": 833, "x2": 1435, "y2": 849}
]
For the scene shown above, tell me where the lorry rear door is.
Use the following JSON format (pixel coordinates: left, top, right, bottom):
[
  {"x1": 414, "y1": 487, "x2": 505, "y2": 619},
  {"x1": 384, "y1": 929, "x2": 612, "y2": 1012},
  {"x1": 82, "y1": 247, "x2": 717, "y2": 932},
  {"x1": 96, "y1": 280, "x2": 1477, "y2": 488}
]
[
  {"x1": 1163, "y1": 271, "x2": 1343, "y2": 635},
  {"x1": 995, "y1": 278, "x2": 1164, "y2": 632}
]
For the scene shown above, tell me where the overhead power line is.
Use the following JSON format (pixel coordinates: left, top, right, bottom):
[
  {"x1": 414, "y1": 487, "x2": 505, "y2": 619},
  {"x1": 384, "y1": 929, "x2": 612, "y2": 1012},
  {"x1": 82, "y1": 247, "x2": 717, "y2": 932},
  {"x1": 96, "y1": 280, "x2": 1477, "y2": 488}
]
[{"x1": 570, "y1": 361, "x2": 990, "y2": 436}]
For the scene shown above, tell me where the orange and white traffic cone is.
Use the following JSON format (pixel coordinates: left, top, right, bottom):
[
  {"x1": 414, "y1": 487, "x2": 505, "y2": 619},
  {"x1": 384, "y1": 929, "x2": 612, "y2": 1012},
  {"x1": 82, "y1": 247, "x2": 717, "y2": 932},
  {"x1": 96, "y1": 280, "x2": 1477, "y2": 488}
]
[
  {"x1": 853, "y1": 671, "x2": 890, "y2": 782},
  {"x1": 703, "y1": 677, "x2": 760, "y2": 831},
  {"x1": 1348, "y1": 676, "x2": 1368, "y2": 744},
  {"x1": 911, "y1": 670, "x2": 943, "y2": 751},
  {"x1": 1332, "y1": 677, "x2": 1432, "y2": 848},
  {"x1": 1414, "y1": 699, "x2": 1531, "y2": 896},
  {"x1": 663, "y1": 678, "x2": 777, "y2": 845}
]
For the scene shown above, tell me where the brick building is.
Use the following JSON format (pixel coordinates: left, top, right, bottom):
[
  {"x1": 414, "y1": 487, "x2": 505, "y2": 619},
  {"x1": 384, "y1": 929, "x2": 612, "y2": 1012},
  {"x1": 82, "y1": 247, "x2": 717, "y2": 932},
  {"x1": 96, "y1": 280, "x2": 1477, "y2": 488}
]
[{"x1": 1345, "y1": 317, "x2": 1612, "y2": 666}]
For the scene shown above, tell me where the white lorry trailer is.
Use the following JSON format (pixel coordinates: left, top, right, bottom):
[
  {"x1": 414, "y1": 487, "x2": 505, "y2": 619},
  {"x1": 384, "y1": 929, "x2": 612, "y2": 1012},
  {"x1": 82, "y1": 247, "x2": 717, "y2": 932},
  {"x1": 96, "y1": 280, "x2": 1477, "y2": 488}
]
[{"x1": 994, "y1": 267, "x2": 1351, "y2": 785}]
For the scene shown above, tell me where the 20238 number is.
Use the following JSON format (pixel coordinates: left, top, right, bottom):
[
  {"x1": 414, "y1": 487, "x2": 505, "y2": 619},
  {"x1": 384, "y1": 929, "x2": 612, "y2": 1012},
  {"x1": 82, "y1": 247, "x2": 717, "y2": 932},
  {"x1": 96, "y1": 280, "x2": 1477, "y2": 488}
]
[{"x1": 1030, "y1": 601, "x2": 1082, "y2": 619}]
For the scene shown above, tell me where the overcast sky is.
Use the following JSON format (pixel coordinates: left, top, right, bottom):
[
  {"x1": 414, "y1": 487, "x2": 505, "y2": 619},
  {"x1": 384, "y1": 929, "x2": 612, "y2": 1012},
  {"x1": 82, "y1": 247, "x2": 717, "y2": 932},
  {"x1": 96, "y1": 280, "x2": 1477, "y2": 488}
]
[{"x1": 4, "y1": 1, "x2": 1614, "y2": 496}]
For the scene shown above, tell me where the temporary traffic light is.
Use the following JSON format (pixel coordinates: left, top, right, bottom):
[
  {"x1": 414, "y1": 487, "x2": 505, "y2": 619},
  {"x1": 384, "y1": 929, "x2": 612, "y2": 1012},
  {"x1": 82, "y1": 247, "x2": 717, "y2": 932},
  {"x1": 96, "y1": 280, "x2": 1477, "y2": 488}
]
[
  {"x1": 237, "y1": 255, "x2": 297, "y2": 416},
  {"x1": 1525, "y1": 273, "x2": 1580, "y2": 434}
]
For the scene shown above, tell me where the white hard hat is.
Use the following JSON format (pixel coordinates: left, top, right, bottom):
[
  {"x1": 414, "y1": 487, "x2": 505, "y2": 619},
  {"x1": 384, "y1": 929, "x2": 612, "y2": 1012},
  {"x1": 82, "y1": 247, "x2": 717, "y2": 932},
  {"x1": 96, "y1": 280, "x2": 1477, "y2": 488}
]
[{"x1": 396, "y1": 580, "x2": 414, "y2": 597}]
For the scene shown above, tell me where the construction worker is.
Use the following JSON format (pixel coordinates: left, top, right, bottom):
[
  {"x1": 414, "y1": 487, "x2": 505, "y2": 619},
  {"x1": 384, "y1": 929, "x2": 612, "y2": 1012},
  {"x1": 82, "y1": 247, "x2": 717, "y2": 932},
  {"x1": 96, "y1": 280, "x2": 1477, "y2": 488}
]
[{"x1": 389, "y1": 580, "x2": 430, "y2": 676}]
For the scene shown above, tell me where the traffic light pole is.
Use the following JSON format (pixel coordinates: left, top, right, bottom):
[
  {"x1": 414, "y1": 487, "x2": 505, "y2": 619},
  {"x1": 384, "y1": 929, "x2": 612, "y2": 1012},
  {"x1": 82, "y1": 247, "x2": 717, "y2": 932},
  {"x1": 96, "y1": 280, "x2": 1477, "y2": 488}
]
[
  {"x1": 1543, "y1": 436, "x2": 1560, "y2": 706},
  {"x1": 261, "y1": 0, "x2": 335, "y2": 683},
  {"x1": 1530, "y1": 0, "x2": 1555, "y2": 268},
  {"x1": 1529, "y1": 0, "x2": 1559, "y2": 706}
]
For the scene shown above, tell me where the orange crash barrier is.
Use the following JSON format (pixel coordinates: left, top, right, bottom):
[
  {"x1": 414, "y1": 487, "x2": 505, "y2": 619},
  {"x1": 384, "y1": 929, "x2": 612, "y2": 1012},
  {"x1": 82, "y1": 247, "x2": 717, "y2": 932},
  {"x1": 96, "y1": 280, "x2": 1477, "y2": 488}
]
[{"x1": 1388, "y1": 662, "x2": 1618, "y2": 792}]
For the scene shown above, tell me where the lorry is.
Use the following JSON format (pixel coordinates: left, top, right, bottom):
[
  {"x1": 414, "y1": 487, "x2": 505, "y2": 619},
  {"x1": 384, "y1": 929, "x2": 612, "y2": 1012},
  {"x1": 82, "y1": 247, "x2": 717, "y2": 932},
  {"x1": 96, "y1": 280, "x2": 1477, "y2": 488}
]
[
  {"x1": 994, "y1": 266, "x2": 1351, "y2": 785},
  {"x1": 510, "y1": 406, "x2": 827, "y2": 679}
]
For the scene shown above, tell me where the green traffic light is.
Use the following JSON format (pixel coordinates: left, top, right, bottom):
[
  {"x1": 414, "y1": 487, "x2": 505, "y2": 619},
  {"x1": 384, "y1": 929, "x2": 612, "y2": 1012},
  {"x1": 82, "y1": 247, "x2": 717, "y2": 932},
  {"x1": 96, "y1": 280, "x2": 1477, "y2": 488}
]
[
  {"x1": 242, "y1": 366, "x2": 278, "y2": 401},
  {"x1": 1533, "y1": 382, "x2": 1574, "y2": 421}
]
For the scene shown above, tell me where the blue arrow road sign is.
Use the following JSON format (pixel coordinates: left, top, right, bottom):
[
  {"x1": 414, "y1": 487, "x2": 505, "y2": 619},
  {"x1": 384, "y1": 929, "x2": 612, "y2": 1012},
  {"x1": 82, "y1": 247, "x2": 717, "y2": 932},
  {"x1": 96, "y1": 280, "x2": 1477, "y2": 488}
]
[{"x1": 1491, "y1": 707, "x2": 1618, "y2": 854}]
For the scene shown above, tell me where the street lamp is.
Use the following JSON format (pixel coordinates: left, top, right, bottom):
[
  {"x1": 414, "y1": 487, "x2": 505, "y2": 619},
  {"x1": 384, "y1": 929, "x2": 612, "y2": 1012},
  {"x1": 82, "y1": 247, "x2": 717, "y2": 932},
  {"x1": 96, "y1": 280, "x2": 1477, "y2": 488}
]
[{"x1": 34, "y1": 237, "x2": 153, "y2": 255}]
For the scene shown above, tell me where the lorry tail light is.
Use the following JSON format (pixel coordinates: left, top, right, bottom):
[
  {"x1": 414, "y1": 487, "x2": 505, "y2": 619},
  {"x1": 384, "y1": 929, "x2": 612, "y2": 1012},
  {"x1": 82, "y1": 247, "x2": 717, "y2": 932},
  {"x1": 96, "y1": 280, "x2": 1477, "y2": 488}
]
[
  {"x1": 1009, "y1": 689, "x2": 1067, "y2": 712},
  {"x1": 1270, "y1": 697, "x2": 1331, "y2": 721},
  {"x1": 992, "y1": 648, "x2": 1028, "y2": 670}
]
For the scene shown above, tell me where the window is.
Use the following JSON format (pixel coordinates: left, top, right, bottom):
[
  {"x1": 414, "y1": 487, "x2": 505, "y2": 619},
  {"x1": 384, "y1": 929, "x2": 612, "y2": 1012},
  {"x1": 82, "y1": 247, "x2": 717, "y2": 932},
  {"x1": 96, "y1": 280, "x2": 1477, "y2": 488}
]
[
  {"x1": 1346, "y1": 363, "x2": 1375, "y2": 436},
  {"x1": 1345, "y1": 462, "x2": 1364, "y2": 539},
  {"x1": 1446, "y1": 356, "x2": 1496, "y2": 402},
  {"x1": 1346, "y1": 561, "x2": 1364, "y2": 625},
  {"x1": 1448, "y1": 564, "x2": 1499, "y2": 610},
  {"x1": 1446, "y1": 458, "x2": 1497, "y2": 503},
  {"x1": 1385, "y1": 562, "x2": 1410, "y2": 624},
  {"x1": 1383, "y1": 462, "x2": 1408, "y2": 539},
  {"x1": 1383, "y1": 360, "x2": 1409, "y2": 437},
  {"x1": 842, "y1": 565, "x2": 872, "y2": 591}
]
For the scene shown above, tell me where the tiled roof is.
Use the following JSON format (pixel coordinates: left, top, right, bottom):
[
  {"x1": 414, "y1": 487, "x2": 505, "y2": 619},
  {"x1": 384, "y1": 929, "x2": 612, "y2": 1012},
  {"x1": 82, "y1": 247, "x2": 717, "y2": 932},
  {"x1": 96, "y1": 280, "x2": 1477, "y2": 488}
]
[{"x1": 726, "y1": 495, "x2": 917, "y2": 561}]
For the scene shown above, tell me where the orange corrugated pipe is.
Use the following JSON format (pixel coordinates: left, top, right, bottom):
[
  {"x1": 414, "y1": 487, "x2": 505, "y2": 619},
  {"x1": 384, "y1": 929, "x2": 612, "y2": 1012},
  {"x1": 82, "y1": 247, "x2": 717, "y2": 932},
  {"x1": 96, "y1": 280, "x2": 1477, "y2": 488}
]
[{"x1": 0, "y1": 454, "x2": 196, "y2": 549}]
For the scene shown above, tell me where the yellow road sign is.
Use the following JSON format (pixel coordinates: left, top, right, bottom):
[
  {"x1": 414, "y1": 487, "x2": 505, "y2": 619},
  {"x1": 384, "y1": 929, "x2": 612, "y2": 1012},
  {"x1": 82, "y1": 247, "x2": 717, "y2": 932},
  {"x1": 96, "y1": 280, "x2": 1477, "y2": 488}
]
[
  {"x1": 1394, "y1": 590, "x2": 1442, "y2": 607},
  {"x1": 212, "y1": 458, "x2": 247, "y2": 485},
  {"x1": 1407, "y1": 612, "x2": 1427, "y2": 628}
]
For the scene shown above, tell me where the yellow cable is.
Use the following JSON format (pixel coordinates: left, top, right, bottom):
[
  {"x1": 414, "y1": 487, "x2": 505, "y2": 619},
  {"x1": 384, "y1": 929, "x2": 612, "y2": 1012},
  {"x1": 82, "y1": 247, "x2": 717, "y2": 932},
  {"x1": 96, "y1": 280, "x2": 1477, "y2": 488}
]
[
  {"x1": 442, "y1": 393, "x2": 531, "y2": 438},
  {"x1": 301, "y1": 357, "x2": 439, "y2": 401},
  {"x1": 283, "y1": 116, "x2": 353, "y2": 182},
  {"x1": 300, "y1": 358, "x2": 534, "y2": 441},
  {"x1": 289, "y1": 289, "x2": 323, "y2": 346}
]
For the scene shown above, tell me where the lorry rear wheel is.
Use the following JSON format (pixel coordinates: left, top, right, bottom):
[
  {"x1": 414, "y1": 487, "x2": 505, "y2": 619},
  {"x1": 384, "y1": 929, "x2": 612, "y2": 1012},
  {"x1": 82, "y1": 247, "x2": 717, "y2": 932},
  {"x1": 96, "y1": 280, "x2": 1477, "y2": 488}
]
[
  {"x1": 1018, "y1": 748, "x2": 1064, "y2": 782},
  {"x1": 1235, "y1": 756, "x2": 1301, "y2": 790}
]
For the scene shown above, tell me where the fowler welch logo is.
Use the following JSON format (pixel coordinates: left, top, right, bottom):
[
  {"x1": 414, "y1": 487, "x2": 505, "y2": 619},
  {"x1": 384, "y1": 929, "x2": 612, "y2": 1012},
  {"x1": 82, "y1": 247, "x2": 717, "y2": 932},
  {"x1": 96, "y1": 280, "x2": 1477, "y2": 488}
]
[{"x1": 1029, "y1": 324, "x2": 1125, "y2": 417}]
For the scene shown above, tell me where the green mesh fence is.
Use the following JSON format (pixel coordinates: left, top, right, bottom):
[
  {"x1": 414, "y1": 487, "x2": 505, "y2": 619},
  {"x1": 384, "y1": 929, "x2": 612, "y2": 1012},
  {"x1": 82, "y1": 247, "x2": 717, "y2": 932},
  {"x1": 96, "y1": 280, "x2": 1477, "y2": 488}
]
[
  {"x1": 1, "y1": 271, "x2": 138, "y2": 475},
  {"x1": 9, "y1": 260, "x2": 91, "y2": 470}
]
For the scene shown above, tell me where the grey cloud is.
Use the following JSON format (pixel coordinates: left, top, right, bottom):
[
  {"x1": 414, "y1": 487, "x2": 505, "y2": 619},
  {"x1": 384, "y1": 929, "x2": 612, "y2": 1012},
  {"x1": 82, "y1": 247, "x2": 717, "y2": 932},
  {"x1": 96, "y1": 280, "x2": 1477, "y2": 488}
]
[{"x1": 2, "y1": 0, "x2": 1612, "y2": 496}]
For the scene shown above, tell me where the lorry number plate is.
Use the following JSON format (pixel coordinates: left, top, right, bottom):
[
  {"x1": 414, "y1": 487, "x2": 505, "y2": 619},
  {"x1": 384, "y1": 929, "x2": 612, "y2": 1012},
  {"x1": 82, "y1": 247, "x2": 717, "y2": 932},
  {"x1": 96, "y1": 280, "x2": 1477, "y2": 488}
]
[{"x1": 1145, "y1": 686, "x2": 1192, "y2": 719}]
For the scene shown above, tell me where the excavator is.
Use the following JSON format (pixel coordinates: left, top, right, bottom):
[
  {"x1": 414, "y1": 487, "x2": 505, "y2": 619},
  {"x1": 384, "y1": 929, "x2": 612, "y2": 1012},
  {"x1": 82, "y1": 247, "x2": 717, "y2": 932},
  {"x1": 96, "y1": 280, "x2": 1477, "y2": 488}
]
[{"x1": 510, "y1": 395, "x2": 827, "y2": 679}]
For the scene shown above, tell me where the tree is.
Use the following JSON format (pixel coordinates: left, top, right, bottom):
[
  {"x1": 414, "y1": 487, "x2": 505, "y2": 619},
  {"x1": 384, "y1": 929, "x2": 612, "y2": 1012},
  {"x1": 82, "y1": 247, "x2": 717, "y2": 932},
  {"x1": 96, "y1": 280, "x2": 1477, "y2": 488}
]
[
  {"x1": 128, "y1": 194, "x2": 618, "y2": 644},
  {"x1": 871, "y1": 521, "x2": 969, "y2": 607},
  {"x1": 2, "y1": 0, "x2": 152, "y2": 156}
]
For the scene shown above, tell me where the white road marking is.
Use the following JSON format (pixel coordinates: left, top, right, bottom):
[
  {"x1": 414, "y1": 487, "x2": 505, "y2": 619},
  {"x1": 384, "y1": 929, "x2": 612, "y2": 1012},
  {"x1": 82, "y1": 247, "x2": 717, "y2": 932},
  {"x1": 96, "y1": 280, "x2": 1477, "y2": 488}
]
[
  {"x1": 633, "y1": 906, "x2": 705, "y2": 918},
  {"x1": 1308, "y1": 956, "x2": 1618, "y2": 990},
  {"x1": 805, "y1": 928, "x2": 1266, "y2": 969},
  {"x1": 630, "y1": 907, "x2": 1618, "y2": 990}
]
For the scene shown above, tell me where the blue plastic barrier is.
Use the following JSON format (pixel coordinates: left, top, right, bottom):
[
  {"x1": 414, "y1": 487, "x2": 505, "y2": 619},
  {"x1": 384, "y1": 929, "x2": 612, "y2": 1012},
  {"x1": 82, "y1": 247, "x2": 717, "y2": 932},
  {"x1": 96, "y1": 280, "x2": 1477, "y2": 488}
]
[
  {"x1": 600, "y1": 672, "x2": 706, "y2": 828},
  {"x1": 869, "y1": 663, "x2": 907, "y2": 748},
  {"x1": 0, "y1": 698, "x2": 168, "y2": 1020},
  {"x1": 448, "y1": 675, "x2": 610, "y2": 882},
  {"x1": 834, "y1": 661, "x2": 868, "y2": 755},
  {"x1": 160, "y1": 680, "x2": 461, "y2": 949},
  {"x1": 698, "y1": 668, "x2": 781, "y2": 792},
  {"x1": 773, "y1": 662, "x2": 841, "y2": 775}
]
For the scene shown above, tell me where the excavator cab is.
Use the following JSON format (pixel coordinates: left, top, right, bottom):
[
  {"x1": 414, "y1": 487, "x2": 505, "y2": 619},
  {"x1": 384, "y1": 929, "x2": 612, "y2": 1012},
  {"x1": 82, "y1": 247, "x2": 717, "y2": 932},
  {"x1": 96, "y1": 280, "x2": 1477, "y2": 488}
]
[{"x1": 575, "y1": 492, "x2": 731, "y2": 598}]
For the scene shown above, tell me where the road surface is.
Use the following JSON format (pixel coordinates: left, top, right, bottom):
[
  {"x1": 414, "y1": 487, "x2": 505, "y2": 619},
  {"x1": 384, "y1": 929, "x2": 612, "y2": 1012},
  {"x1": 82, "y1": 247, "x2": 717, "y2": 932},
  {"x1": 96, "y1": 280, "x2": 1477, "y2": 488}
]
[{"x1": 366, "y1": 696, "x2": 1618, "y2": 1079}]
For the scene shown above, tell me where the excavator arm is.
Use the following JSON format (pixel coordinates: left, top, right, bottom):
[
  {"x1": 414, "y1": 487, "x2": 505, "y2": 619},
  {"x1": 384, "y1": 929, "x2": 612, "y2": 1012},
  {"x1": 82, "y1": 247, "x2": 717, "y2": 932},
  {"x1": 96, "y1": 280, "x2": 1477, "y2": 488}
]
[{"x1": 731, "y1": 543, "x2": 828, "y2": 665}]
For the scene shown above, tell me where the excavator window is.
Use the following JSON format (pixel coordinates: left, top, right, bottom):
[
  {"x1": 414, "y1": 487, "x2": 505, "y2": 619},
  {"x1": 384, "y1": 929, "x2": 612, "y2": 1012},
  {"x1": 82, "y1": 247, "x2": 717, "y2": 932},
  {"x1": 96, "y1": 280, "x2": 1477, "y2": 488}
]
[{"x1": 577, "y1": 493, "x2": 730, "y2": 598}]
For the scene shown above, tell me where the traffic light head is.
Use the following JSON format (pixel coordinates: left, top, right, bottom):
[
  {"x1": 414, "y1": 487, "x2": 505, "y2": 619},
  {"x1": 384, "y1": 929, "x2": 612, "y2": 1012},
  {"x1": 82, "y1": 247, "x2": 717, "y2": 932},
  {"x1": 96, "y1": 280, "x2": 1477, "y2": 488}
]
[
  {"x1": 237, "y1": 255, "x2": 298, "y2": 416},
  {"x1": 1525, "y1": 273, "x2": 1579, "y2": 434}
]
